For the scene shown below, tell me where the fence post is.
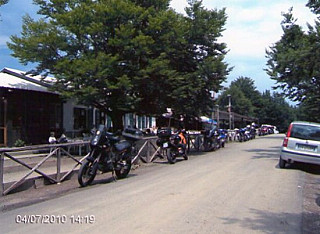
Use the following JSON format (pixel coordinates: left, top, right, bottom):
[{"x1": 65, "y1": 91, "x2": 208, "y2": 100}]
[
  {"x1": 56, "y1": 148, "x2": 61, "y2": 183},
  {"x1": 0, "y1": 153, "x2": 4, "y2": 196},
  {"x1": 146, "y1": 140, "x2": 151, "y2": 163}
]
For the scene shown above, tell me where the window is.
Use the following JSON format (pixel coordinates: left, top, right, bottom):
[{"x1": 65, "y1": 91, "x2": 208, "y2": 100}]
[
  {"x1": 74, "y1": 107, "x2": 87, "y2": 130},
  {"x1": 291, "y1": 124, "x2": 320, "y2": 141}
]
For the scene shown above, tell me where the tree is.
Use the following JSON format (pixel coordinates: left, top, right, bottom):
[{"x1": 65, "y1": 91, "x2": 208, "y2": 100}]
[
  {"x1": 218, "y1": 77, "x2": 297, "y2": 131},
  {"x1": 229, "y1": 77, "x2": 263, "y2": 117},
  {"x1": 170, "y1": 0, "x2": 229, "y2": 117},
  {"x1": 8, "y1": 0, "x2": 172, "y2": 130},
  {"x1": 8, "y1": 0, "x2": 230, "y2": 130},
  {"x1": 218, "y1": 85, "x2": 254, "y2": 117},
  {"x1": 307, "y1": 0, "x2": 320, "y2": 14},
  {"x1": 0, "y1": 0, "x2": 8, "y2": 17},
  {"x1": 266, "y1": 7, "x2": 320, "y2": 122},
  {"x1": 0, "y1": 0, "x2": 8, "y2": 6},
  {"x1": 134, "y1": 0, "x2": 230, "y2": 118},
  {"x1": 258, "y1": 91, "x2": 296, "y2": 132}
]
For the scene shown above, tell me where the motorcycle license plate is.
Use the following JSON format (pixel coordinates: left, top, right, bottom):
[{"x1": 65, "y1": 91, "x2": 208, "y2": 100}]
[{"x1": 163, "y1": 142, "x2": 169, "y2": 148}]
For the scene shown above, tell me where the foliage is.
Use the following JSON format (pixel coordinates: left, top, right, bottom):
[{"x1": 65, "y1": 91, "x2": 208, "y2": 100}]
[
  {"x1": 7, "y1": 0, "x2": 229, "y2": 130},
  {"x1": 229, "y1": 77, "x2": 263, "y2": 116},
  {"x1": 307, "y1": 0, "x2": 320, "y2": 14},
  {"x1": 0, "y1": 0, "x2": 8, "y2": 6},
  {"x1": 218, "y1": 77, "x2": 296, "y2": 131},
  {"x1": 0, "y1": 0, "x2": 8, "y2": 17},
  {"x1": 266, "y1": 7, "x2": 320, "y2": 122},
  {"x1": 163, "y1": 0, "x2": 230, "y2": 117},
  {"x1": 14, "y1": 139, "x2": 26, "y2": 147},
  {"x1": 258, "y1": 91, "x2": 296, "y2": 132},
  {"x1": 218, "y1": 84, "x2": 254, "y2": 117}
]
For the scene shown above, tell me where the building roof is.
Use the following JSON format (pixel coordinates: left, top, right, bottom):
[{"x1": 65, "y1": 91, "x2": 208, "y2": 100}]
[{"x1": 0, "y1": 67, "x2": 56, "y2": 94}]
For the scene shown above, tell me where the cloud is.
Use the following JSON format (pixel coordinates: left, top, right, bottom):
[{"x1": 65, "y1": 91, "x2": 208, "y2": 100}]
[
  {"x1": 220, "y1": 2, "x2": 315, "y2": 57},
  {"x1": 169, "y1": 0, "x2": 188, "y2": 13},
  {"x1": 171, "y1": 0, "x2": 316, "y2": 59},
  {"x1": 170, "y1": 0, "x2": 317, "y2": 91}
]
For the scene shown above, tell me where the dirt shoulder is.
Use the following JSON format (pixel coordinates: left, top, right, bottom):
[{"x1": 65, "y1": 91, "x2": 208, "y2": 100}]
[
  {"x1": 0, "y1": 162, "x2": 161, "y2": 212},
  {"x1": 302, "y1": 171, "x2": 320, "y2": 233}
]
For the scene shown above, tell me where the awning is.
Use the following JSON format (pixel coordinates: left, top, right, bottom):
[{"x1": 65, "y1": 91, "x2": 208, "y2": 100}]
[
  {"x1": 200, "y1": 116, "x2": 217, "y2": 124},
  {"x1": 0, "y1": 68, "x2": 55, "y2": 94}
]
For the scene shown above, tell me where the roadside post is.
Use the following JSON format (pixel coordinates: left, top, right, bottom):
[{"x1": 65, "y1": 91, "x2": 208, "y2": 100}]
[{"x1": 0, "y1": 153, "x2": 3, "y2": 196}]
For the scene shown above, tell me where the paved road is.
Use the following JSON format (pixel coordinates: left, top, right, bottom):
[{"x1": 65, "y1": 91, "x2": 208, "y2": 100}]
[{"x1": 0, "y1": 134, "x2": 317, "y2": 233}]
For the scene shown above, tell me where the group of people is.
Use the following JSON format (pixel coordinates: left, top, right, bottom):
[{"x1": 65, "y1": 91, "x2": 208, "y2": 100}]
[{"x1": 48, "y1": 131, "x2": 68, "y2": 144}]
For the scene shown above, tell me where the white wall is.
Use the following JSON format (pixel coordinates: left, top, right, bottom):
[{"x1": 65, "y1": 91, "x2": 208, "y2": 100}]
[{"x1": 62, "y1": 99, "x2": 88, "y2": 137}]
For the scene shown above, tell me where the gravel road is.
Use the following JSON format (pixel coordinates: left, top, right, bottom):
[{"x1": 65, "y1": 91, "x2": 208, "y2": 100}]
[{"x1": 1, "y1": 134, "x2": 319, "y2": 233}]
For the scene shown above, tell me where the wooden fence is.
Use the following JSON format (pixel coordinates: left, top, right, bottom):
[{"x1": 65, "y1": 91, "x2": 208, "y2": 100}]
[{"x1": 0, "y1": 134, "x2": 203, "y2": 196}]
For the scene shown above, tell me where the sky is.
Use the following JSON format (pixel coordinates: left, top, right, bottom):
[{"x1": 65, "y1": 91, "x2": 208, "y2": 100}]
[{"x1": 0, "y1": 0, "x2": 317, "y2": 93}]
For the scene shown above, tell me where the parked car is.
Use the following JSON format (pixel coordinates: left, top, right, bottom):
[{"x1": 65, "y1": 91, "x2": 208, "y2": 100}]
[
  {"x1": 279, "y1": 121, "x2": 320, "y2": 168},
  {"x1": 259, "y1": 124, "x2": 279, "y2": 135}
]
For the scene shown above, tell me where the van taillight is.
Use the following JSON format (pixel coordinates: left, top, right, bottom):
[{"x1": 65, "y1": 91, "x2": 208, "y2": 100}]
[{"x1": 283, "y1": 124, "x2": 293, "y2": 147}]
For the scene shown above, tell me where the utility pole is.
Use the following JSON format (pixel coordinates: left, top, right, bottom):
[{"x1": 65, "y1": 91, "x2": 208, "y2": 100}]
[
  {"x1": 215, "y1": 104, "x2": 220, "y2": 128},
  {"x1": 227, "y1": 94, "x2": 231, "y2": 130}
]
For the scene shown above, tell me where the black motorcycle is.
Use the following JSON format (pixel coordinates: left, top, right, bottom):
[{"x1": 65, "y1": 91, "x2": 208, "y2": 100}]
[
  {"x1": 156, "y1": 128, "x2": 188, "y2": 164},
  {"x1": 78, "y1": 125, "x2": 142, "y2": 187}
]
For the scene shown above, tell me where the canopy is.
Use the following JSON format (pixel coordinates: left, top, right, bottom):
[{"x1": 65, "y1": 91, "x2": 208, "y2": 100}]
[{"x1": 200, "y1": 116, "x2": 217, "y2": 124}]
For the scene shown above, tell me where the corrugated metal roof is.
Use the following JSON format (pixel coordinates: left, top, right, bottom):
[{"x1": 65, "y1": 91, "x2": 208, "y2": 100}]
[{"x1": 0, "y1": 67, "x2": 55, "y2": 93}]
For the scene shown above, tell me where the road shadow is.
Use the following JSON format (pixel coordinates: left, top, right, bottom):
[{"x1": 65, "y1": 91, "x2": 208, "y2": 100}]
[
  {"x1": 151, "y1": 150, "x2": 208, "y2": 164},
  {"x1": 247, "y1": 146, "x2": 280, "y2": 160},
  {"x1": 220, "y1": 208, "x2": 319, "y2": 233},
  {"x1": 280, "y1": 162, "x2": 320, "y2": 175},
  {"x1": 258, "y1": 135, "x2": 285, "y2": 140},
  {"x1": 152, "y1": 158, "x2": 188, "y2": 165},
  {"x1": 316, "y1": 194, "x2": 320, "y2": 207},
  {"x1": 90, "y1": 173, "x2": 138, "y2": 186}
]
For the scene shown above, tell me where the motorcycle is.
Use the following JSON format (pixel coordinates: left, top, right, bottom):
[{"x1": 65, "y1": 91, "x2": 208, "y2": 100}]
[
  {"x1": 238, "y1": 128, "x2": 247, "y2": 142},
  {"x1": 234, "y1": 128, "x2": 241, "y2": 142},
  {"x1": 217, "y1": 129, "x2": 227, "y2": 148},
  {"x1": 78, "y1": 125, "x2": 142, "y2": 187},
  {"x1": 202, "y1": 127, "x2": 219, "y2": 151},
  {"x1": 244, "y1": 127, "x2": 252, "y2": 140},
  {"x1": 250, "y1": 126, "x2": 256, "y2": 139},
  {"x1": 156, "y1": 128, "x2": 188, "y2": 164}
]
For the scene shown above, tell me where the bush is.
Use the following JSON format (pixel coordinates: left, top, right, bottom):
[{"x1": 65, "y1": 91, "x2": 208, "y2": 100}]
[{"x1": 14, "y1": 139, "x2": 25, "y2": 147}]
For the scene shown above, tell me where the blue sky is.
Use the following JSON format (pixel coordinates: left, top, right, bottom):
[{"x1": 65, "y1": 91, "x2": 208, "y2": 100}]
[
  {"x1": 0, "y1": 0, "x2": 39, "y2": 71},
  {"x1": 0, "y1": 0, "x2": 317, "y2": 93}
]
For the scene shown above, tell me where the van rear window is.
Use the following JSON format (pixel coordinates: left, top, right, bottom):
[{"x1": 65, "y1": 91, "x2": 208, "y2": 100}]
[{"x1": 290, "y1": 124, "x2": 320, "y2": 141}]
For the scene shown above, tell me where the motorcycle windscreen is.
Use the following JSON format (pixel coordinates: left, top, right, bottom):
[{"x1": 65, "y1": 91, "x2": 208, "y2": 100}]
[{"x1": 91, "y1": 125, "x2": 106, "y2": 146}]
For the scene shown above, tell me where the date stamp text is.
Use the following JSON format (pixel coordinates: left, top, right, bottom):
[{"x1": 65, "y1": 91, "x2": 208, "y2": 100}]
[{"x1": 15, "y1": 214, "x2": 95, "y2": 224}]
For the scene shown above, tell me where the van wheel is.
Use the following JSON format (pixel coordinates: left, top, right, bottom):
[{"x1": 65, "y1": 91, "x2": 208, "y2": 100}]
[{"x1": 279, "y1": 156, "x2": 286, "y2": 169}]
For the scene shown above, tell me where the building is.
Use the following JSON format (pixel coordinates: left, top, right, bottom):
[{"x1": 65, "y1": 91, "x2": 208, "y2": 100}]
[{"x1": 0, "y1": 68, "x2": 155, "y2": 147}]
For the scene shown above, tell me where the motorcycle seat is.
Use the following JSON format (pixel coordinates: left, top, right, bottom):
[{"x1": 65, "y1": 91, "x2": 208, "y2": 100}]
[
  {"x1": 106, "y1": 132, "x2": 120, "y2": 143},
  {"x1": 115, "y1": 141, "x2": 131, "y2": 152}
]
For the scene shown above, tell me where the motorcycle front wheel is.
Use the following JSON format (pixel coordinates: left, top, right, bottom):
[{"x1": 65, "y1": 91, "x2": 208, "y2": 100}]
[
  {"x1": 78, "y1": 160, "x2": 98, "y2": 187},
  {"x1": 183, "y1": 153, "x2": 188, "y2": 160},
  {"x1": 203, "y1": 140, "x2": 212, "y2": 152},
  {"x1": 115, "y1": 153, "x2": 132, "y2": 179},
  {"x1": 167, "y1": 148, "x2": 177, "y2": 164}
]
